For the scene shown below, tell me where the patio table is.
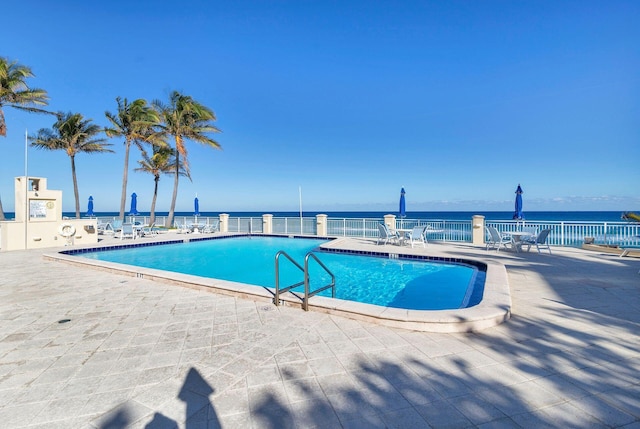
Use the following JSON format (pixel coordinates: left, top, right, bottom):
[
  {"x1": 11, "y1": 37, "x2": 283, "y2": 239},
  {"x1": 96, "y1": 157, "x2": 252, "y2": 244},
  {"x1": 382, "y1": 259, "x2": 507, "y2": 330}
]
[{"x1": 503, "y1": 231, "x2": 534, "y2": 253}]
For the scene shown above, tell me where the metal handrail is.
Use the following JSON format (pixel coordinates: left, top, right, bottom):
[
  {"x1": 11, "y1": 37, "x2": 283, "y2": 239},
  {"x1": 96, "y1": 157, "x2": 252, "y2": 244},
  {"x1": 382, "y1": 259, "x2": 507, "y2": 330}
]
[
  {"x1": 303, "y1": 252, "x2": 335, "y2": 311},
  {"x1": 274, "y1": 250, "x2": 336, "y2": 311},
  {"x1": 274, "y1": 250, "x2": 305, "y2": 306}
]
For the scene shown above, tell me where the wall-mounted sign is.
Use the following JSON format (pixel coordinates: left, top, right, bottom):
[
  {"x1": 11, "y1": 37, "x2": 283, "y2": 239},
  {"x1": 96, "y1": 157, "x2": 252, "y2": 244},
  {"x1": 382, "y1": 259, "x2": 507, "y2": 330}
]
[{"x1": 30, "y1": 200, "x2": 47, "y2": 218}]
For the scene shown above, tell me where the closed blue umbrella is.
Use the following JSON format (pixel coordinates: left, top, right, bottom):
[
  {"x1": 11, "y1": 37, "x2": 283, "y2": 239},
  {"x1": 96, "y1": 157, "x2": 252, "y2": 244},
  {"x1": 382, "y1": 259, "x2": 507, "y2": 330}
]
[
  {"x1": 513, "y1": 185, "x2": 524, "y2": 220},
  {"x1": 194, "y1": 195, "x2": 200, "y2": 225},
  {"x1": 399, "y1": 187, "x2": 406, "y2": 227},
  {"x1": 86, "y1": 195, "x2": 94, "y2": 217},
  {"x1": 129, "y1": 192, "x2": 139, "y2": 215}
]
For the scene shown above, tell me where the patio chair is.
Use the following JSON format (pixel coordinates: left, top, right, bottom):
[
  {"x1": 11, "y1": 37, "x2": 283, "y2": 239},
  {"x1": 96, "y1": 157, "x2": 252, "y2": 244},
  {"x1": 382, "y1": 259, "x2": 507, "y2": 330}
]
[
  {"x1": 112, "y1": 220, "x2": 123, "y2": 233},
  {"x1": 97, "y1": 222, "x2": 113, "y2": 235},
  {"x1": 485, "y1": 226, "x2": 511, "y2": 252},
  {"x1": 202, "y1": 220, "x2": 219, "y2": 233},
  {"x1": 522, "y1": 228, "x2": 552, "y2": 254},
  {"x1": 407, "y1": 225, "x2": 428, "y2": 248},
  {"x1": 119, "y1": 223, "x2": 136, "y2": 240},
  {"x1": 142, "y1": 223, "x2": 157, "y2": 236},
  {"x1": 175, "y1": 222, "x2": 190, "y2": 234},
  {"x1": 377, "y1": 223, "x2": 399, "y2": 245}
]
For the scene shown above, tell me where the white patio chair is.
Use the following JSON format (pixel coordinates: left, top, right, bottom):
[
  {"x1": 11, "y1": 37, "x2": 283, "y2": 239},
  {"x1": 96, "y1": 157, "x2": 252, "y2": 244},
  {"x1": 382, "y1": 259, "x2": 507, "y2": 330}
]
[
  {"x1": 522, "y1": 228, "x2": 552, "y2": 254},
  {"x1": 202, "y1": 220, "x2": 219, "y2": 233},
  {"x1": 175, "y1": 222, "x2": 190, "y2": 234},
  {"x1": 97, "y1": 222, "x2": 113, "y2": 235},
  {"x1": 112, "y1": 220, "x2": 123, "y2": 234},
  {"x1": 119, "y1": 223, "x2": 136, "y2": 240},
  {"x1": 142, "y1": 223, "x2": 157, "y2": 236},
  {"x1": 485, "y1": 226, "x2": 511, "y2": 252},
  {"x1": 377, "y1": 223, "x2": 399, "y2": 245},
  {"x1": 407, "y1": 225, "x2": 428, "y2": 248}
]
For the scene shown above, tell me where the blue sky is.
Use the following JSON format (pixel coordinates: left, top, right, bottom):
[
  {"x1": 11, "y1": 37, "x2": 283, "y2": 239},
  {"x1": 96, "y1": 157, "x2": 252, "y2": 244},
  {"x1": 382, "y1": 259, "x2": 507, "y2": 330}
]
[{"x1": 2, "y1": 0, "x2": 639, "y2": 213}]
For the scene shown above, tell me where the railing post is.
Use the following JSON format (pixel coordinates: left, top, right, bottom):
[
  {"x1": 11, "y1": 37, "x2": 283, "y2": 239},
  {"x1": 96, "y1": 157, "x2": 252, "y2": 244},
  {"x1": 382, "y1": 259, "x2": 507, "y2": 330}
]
[
  {"x1": 219, "y1": 213, "x2": 229, "y2": 233},
  {"x1": 472, "y1": 215, "x2": 485, "y2": 245},
  {"x1": 384, "y1": 214, "x2": 396, "y2": 231},
  {"x1": 316, "y1": 214, "x2": 327, "y2": 237},
  {"x1": 263, "y1": 214, "x2": 273, "y2": 234},
  {"x1": 561, "y1": 222, "x2": 565, "y2": 246}
]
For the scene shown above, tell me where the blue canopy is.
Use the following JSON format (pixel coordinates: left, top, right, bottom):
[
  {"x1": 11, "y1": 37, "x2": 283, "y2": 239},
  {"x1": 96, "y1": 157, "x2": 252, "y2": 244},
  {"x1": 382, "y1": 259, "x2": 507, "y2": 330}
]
[
  {"x1": 194, "y1": 196, "x2": 200, "y2": 216},
  {"x1": 399, "y1": 187, "x2": 406, "y2": 220},
  {"x1": 513, "y1": 185, "x2": 524, "y2": 220},
  {"x1": 86, "y1": 195, "x2": 94, "y2": 217},
  {"x1": 129, "y1": 192, "x2": 139, "y2": 215}
]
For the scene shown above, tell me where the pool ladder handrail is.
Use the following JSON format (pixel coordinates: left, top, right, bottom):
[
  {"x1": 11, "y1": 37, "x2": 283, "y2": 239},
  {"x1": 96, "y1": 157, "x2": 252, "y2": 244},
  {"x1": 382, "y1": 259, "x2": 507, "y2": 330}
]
[{"x1": 274, "y1": 250, "x2": 336, "y2": 311}]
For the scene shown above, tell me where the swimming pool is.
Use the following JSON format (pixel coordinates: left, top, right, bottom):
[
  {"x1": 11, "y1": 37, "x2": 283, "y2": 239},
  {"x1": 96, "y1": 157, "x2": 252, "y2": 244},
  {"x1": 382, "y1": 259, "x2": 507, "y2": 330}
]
[{"x1": 78, "y1": 236, "x2": 483, "y2": 310}]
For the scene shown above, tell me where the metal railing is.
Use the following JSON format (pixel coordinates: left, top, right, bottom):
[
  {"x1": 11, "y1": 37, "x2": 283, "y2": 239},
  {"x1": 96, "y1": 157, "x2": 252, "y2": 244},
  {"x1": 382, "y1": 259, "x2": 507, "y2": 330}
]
[
  {"x1": 273, "y1": 217, "x2": 316, "y2": 235},
  {"x1": 487, "y1": 220, "x2": 640, "y2": 247},
  {"x1": 394, "y1": 219, "x2": 473, "y2": 242},
  {"x1": 326, "y1": 218, "x2": 380, "y2": 238},
  {"x1": 90, "y1": 214, "x2": 640, "y2": 248},
  {"x1": 274, "y1": 251, "x2": 305, "y2": 306},
  {"x1": 303, "y1": 252, "x2": 336, "y2": 311},
  {"x1": 274, "y1": 250, "x2": 335, "y2": 311},
  {"x1": 228, "y1": 217, "x2": 263, "y2": 233}
]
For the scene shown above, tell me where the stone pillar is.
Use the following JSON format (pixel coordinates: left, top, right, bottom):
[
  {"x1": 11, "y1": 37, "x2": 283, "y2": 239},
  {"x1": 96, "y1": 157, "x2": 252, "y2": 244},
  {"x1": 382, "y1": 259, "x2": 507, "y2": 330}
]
[
  {"x1": 219, "y1": 213, "x2": 229, "y2": 233},
  {"x1": 316, "y1": 214, "x2": 328, "y2": 237},
  {"x1": 472, "y1": 215, "x2": 485, "y2": 245},
  {"x1": 262, "y1": 214, "x2": 273, "y2": 234},
  {"x1": 383, "y1": 214, "x2": 396, "y2": 230}
]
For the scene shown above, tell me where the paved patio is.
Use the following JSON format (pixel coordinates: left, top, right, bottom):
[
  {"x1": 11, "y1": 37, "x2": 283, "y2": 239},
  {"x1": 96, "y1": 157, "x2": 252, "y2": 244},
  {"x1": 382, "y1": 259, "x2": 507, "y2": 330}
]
[{"x1": 0, "y1": 236, "x2": 639, "y2": 428}]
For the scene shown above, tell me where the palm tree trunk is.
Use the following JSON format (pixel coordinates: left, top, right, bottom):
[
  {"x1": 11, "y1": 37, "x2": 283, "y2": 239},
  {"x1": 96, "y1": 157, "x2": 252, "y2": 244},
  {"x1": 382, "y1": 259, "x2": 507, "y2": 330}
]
[
  {"x1": 71, "y1": 156, "x2": 80, "y2": 219},
  {"x1": 167, "y1": 152, "x2": 180, "y2": 228},
  {"x1": 0, "y1": 108, "x2": 6, "y2": 137},
  {"x1": 0, "y1": 195, "x2": 5, "y2": 221},
  {"x1": 150, "y1": 175, "x2": 159, "y2": 225},
  {"x1": 119, "y1": 140, "x2": 131, "y2": 221}
]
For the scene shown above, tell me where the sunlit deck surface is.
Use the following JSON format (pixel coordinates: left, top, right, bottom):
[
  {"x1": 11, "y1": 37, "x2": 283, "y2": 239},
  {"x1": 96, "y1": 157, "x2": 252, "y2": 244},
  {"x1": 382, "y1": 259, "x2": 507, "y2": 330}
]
[{"x1": 0, "y1": 233, "x2": 638, "y2": 428}]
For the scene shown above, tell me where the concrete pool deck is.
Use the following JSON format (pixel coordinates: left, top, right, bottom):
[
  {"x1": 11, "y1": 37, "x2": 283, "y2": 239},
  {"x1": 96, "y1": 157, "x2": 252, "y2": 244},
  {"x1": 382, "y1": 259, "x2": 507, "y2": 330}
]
[{"x1": 0, "y1": 233, "x2": 639, "y2": 428}]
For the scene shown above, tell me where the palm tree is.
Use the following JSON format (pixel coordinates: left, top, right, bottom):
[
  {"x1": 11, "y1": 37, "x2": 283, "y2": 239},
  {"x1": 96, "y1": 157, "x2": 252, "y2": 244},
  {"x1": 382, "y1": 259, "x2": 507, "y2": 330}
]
[
  {"x1": 30, "y1": 112, "x2": 114, "y2": 219},
  {"x1": 104, "y1": 97, "x2": 160, "y2": 221},
  {"x1": 153, "y1": 91, "x2": 221, "y2": 228},
  {"x1": 0, "y1": 56, "x2": 50, "y2": 220},
  {"x1": 135, "y1": 145, "x2": 189, "y2": 225}
]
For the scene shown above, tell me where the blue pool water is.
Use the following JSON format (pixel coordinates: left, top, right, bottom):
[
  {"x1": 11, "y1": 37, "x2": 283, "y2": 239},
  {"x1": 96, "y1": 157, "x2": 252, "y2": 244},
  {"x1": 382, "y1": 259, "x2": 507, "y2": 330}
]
[{"x1": 80, "y1": 236, "x2": 482, "y2": 310}]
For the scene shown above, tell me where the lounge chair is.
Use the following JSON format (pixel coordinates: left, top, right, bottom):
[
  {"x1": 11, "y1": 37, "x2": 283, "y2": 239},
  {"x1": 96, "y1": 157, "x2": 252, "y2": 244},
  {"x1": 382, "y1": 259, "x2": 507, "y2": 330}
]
[
  {"x1": 119, "y1": 223, "x2": 136, "y2": 240},
  {"x1": 377, "y1": 223, "x2": 399, "y2": 245},
  {"x1": 142, "y1": 223, "x2": 157, "y2": 236},
  {"x1": 522, "y1": 228, "x2": 552, "y2": 254},
  {"x1": 485, "y1": 226, "x2": 511, "y2": 251},
  {"x1": 407, "y1": 225, "x2": 428, "y2": 248}
]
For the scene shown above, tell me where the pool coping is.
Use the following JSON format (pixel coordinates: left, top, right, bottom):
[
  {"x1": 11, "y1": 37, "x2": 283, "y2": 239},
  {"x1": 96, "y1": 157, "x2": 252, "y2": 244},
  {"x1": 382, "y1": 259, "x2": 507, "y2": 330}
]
[{"x1": 43, "y1": 234, "x2": 511, "y2": 333}]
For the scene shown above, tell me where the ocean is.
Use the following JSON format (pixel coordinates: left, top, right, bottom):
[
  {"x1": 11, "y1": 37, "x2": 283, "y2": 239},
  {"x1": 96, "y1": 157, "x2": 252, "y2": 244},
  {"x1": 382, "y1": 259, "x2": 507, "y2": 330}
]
[{"x1": 27, "y1": 210, "x2": 635, "y2": 223}]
